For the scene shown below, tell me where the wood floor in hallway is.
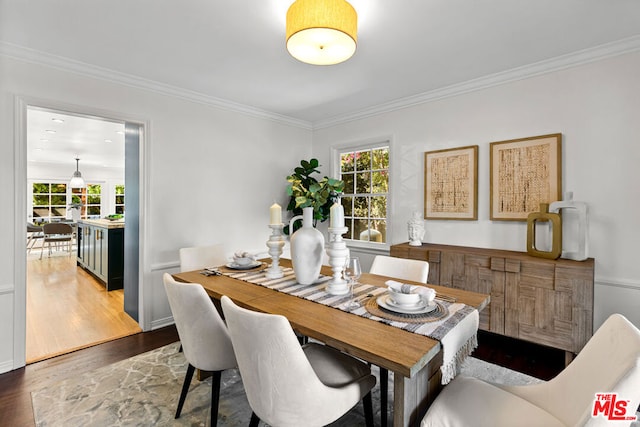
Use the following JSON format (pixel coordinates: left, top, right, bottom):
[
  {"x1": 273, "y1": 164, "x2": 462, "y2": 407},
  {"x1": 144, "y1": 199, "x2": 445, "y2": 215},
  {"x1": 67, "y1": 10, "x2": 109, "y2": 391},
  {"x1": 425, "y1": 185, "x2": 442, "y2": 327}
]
[{"x1": 26, "y1": 251, "x2": 141, "y2": 363}]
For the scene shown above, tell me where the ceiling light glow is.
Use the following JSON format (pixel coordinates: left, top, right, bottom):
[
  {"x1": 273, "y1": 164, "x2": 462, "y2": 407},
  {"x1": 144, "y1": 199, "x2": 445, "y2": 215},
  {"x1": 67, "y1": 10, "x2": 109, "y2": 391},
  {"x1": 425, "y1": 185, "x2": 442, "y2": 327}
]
[{"x1": 286, "y1": 0, "x2": 358, "y2": 66}]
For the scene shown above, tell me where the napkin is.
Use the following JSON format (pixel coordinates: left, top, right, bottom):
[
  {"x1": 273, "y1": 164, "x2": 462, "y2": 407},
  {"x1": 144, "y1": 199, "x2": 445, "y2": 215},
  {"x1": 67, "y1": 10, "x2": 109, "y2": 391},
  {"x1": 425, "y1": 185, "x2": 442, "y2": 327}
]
[
  {"x1": 234, "y1": 250, "x2": 256, "y2": 260},
  {"x1": 385, "y1": 280, "x2": 436, "y2": 301}
]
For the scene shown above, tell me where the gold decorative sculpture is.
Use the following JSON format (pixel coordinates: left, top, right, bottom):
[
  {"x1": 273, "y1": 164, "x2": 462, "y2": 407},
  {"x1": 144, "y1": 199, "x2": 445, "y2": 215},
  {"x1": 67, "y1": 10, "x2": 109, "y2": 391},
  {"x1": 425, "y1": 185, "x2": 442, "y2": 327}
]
[{"x1": 526, "y1": 203, "x2": 562, "y2": 259}]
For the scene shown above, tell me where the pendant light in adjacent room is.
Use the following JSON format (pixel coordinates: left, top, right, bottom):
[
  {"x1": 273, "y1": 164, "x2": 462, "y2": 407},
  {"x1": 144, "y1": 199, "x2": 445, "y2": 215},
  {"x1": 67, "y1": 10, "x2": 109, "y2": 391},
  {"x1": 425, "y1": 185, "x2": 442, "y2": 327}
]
[
  {"x1": 69, "y1": 157, "x2": 86, "y2": 188},
  {"x1": 286, "y1": 0, "x2": 358, "y2": 65}
]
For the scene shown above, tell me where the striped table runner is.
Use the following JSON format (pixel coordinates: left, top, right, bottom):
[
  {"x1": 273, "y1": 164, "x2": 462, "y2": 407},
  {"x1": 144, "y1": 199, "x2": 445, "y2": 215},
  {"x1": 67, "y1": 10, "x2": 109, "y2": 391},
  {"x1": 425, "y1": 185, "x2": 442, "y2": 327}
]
[{"x1": 217, "y1": 266, "x2": 478, "y2": 383}]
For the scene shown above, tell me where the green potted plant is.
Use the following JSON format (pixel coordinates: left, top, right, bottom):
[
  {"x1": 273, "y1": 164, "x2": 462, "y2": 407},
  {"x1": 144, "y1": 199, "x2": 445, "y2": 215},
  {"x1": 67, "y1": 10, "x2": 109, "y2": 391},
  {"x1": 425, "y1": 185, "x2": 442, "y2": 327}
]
[{"x1": 284, "y1": 158, "x2": 344, "y2": 234}]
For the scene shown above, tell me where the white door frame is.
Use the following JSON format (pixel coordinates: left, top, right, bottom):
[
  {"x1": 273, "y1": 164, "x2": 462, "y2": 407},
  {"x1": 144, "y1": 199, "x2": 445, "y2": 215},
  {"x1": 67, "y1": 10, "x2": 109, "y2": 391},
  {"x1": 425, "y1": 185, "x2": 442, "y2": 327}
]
[{"x1": 13, "y1": 95, "x2": 151, "y2": 369}]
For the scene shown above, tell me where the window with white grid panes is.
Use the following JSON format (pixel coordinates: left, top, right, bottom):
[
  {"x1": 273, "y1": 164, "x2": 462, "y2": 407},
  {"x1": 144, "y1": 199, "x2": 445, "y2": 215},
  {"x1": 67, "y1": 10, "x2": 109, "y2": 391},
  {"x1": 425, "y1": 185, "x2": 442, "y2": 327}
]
[
  {"x1": 32, "y1": 182, "x2": 68, "y2": 223},
  {"x1": 115, "y1": 184, "x2": 125, "y2": 214},
  {"x1": 70, "y1": 184, "x2": 102, "y2": 219},
  {"x1": 85, "y1": 184, "x2": 102, "y2": 218},
  {"x1": 339, "y1": 146, "x2": 389, "y2": 243}
]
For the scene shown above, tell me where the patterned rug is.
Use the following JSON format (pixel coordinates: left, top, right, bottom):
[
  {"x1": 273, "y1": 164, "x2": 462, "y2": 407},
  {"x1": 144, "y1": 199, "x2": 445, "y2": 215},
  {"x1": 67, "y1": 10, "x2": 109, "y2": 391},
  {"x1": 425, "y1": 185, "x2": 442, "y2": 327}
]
[{"x1": 31, "y1": 342, "x2": 541, "y2": 427}]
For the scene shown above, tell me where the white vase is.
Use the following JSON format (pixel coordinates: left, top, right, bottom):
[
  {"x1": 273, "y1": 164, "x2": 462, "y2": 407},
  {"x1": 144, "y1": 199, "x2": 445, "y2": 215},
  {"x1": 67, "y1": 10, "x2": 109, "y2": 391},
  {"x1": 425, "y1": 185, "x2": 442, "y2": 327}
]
[
  {"x1": 70, "y1": 208, "x2": 81, "y2": 222},
  {"x1": 290, "y1": 207, "x2": 325, "y2": 285},
  {"x1": 549, "y1": 192, "x2": 589, "y2": 261}
]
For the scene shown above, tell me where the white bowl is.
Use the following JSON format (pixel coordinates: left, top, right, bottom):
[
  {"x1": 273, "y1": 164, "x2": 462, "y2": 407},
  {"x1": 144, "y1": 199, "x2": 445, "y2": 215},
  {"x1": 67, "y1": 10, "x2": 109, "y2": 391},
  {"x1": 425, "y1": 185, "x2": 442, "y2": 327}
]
[
  {"x1": 388, "y1": 289, "x2": 422, "y2": 306},
  {"x1": 233, "y1": 257, "x2": 254, "y2": 266}
]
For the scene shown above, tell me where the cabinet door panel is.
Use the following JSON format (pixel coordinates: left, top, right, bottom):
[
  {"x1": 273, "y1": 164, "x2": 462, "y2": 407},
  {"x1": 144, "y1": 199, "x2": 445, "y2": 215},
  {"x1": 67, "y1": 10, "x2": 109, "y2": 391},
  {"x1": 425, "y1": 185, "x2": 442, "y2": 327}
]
[
  {"x1": 101, "y1": 228, "x2": 109, "y2": 281},
  {"x1": 520, "y1": 261, "x2": 555, "y2": 289}
]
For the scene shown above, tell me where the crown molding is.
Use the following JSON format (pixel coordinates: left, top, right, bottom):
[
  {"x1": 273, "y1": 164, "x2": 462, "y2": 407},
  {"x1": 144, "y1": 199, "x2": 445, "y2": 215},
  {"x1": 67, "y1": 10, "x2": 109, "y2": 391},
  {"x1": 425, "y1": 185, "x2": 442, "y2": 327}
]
[
  {"x1": 313, "y1": 35, "x2": 640, "y2": 129},
  {"x1": 3, "y1": 36, "x2": 639, "y2": 132},
  {"x1": 0, "y1": 41, "x2": 313, "y2": 130}
]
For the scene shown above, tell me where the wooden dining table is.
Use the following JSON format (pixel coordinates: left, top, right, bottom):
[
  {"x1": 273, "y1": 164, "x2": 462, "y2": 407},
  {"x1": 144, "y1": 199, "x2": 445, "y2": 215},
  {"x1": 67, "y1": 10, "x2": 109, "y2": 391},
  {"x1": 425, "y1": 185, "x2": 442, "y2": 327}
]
[{"x1": 173, "y1": 259, "x2": 490, "y2": 427}]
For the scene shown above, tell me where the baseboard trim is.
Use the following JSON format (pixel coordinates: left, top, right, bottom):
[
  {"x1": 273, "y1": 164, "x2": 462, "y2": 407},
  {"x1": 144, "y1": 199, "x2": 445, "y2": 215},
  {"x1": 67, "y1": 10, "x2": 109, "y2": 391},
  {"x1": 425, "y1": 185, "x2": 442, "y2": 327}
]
[
  {"x1": 151, "y1": 316, "x2": 174, "y2": 331},
  {"x1": 0, "y1": 359, "x2": 14, "y2": 374}
]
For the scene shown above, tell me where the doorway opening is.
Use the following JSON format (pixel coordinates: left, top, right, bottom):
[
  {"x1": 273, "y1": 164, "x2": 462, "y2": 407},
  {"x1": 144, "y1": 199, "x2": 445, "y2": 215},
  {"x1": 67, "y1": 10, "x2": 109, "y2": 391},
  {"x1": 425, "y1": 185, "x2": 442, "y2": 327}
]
[{"x1": 25, "y1": 106, "x2": 141, "y2": 363}]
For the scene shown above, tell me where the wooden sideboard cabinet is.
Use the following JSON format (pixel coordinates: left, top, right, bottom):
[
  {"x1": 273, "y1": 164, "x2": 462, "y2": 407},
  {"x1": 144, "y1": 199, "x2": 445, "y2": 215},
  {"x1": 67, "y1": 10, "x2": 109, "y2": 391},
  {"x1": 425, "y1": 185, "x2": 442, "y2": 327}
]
[{"x1": 390, "y1": 242, "x2": 594, "y2": 358}]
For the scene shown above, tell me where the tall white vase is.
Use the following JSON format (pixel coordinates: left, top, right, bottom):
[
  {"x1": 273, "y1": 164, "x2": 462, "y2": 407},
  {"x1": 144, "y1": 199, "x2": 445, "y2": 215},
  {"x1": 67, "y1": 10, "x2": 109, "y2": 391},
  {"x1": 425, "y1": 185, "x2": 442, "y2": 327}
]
[{"x1": 290, "y1": 207, "x2": 325, "y2": 285}]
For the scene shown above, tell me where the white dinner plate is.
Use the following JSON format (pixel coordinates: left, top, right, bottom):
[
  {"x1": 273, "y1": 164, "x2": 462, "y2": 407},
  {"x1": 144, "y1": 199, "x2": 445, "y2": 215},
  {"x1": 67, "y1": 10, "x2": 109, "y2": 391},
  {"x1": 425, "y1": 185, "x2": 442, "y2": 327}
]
[
  {"x1": 225, "y1": 261, "x2": 262, "y2": 270},
  {"x1": 376, "y1": 295, "x2": 436, "y2": 314}
]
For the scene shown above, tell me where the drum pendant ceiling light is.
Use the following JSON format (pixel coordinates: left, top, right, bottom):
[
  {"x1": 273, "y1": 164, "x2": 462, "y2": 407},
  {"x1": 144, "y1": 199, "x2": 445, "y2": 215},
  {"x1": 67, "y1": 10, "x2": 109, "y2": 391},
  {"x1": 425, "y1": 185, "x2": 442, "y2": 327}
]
[{"x1": 286, "y1": 0, "x2": 357, "y2": 65}]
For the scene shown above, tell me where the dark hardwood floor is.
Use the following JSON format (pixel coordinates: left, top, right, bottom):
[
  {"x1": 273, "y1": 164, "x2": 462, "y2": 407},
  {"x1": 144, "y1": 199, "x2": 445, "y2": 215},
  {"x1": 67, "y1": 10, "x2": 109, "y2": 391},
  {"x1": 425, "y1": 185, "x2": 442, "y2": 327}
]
[
  {"x1": 0, "y1": 325, "x2": 565, "y2": 427},
  {"x1": 0, "y1": 325, "x2": 179, "y2": 427},
  {"x1": 473, "y1": 330, "x2": 566, "y2": 381}
]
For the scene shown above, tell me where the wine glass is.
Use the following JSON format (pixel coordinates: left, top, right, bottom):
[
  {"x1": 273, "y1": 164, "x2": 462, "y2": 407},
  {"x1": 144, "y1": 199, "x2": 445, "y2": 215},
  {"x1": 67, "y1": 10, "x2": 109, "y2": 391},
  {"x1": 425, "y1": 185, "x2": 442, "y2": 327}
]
[{"x1": 343, "y1": 257, "x2": 362, "y2": 310}]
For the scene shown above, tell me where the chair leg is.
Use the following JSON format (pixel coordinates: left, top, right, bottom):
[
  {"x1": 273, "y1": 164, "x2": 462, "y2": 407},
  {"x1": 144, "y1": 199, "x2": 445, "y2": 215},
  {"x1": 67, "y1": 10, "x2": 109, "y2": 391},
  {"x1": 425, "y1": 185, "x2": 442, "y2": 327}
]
[
  {"x1": 363, "y1": 391, "x2": 374, "y2": 427},
  {"x1": 175, "y1": 363, "x2": 196, "y2": 419},
  {"x1": 210, "y1": 370, "x2": 222, "y2": 427},
  {"x1": 380, "y1": 367, "x2": 388, "y2": 427},
  {"x1": 249, "y1": 411, "x2": 260, "y2": 427},
  {"x1": 296, "y1": 333, "x2": 308, "y2": 345}
]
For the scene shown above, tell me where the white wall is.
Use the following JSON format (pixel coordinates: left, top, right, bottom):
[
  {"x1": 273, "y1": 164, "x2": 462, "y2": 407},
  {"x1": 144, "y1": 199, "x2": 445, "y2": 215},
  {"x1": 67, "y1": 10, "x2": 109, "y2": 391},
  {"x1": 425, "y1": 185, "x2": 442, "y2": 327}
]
[
  {"x1": 0, "y1": 55, "x2": 311, "y2": 372},
  {"x1": 313, "y1": 52, "x2": 640, "y2": 330}
]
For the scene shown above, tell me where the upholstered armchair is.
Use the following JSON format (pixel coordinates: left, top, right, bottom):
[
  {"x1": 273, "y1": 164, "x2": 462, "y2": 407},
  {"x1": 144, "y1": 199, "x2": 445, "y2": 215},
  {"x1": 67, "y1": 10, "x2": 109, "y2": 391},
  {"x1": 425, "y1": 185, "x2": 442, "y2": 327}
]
[{"x1": 422, "y1": 313, "x2": 640, "y2": 427}]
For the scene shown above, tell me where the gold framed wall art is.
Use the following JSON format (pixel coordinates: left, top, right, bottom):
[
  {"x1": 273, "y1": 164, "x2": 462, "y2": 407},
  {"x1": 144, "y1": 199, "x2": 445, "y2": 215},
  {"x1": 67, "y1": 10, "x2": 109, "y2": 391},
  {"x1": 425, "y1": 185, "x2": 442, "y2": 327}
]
[
  {"x1": 424, "y1": 145, "x2": 478, "y2": 220},
  {"x1": 490, "y1": 133, "x2": 562, "y2": 221}
]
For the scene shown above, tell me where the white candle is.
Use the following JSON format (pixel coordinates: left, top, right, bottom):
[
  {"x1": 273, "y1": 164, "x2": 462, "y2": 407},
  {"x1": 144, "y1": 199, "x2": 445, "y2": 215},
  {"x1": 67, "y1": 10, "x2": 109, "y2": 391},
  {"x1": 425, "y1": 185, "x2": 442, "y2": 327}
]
[
  {"x1": 270, "y1": 203, "x2": 282, "y2": 225},
  {"x1": 330, "y1": 202, "x2": 344, "y2": 228}
]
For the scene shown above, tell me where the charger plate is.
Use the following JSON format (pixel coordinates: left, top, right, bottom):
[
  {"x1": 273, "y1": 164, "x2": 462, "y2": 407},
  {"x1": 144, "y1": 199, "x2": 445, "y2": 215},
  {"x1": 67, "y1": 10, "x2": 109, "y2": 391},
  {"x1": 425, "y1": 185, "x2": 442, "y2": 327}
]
[
  {"x1": 217, "y1": 262, "x2": 268, "y2": 274},
  {"x1": 364, "y1": 297, "x2": 449, "y2": 323}
]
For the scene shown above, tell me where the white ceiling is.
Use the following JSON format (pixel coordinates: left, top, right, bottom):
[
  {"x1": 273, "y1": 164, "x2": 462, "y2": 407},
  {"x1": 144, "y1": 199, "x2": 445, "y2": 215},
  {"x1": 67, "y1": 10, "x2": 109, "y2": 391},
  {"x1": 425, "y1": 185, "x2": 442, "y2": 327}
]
[
  {"x1": 4, "y1": 0, "x2": 640, "y2": 162},
  {"x1": 27, "y1": 108, "x2": 125, "y2": 169}
]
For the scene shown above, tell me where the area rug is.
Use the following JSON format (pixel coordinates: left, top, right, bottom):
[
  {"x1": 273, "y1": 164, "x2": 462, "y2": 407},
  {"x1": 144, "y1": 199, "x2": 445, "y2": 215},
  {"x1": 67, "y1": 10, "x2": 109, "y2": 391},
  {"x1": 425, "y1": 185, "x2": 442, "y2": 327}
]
[{"x1": 31, "y1": 342, "x2": 541, "y2": 427}]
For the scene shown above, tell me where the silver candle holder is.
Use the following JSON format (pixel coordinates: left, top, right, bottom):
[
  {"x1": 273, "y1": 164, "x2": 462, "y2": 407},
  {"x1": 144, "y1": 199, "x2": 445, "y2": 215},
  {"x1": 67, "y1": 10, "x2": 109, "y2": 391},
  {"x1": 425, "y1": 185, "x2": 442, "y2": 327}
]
[
  {"x1": 265, "y1": 223, "x2": 285, "y2": 279},
  {"x1": 325, "y1": 226, "x2": 350, "y2": 295}
]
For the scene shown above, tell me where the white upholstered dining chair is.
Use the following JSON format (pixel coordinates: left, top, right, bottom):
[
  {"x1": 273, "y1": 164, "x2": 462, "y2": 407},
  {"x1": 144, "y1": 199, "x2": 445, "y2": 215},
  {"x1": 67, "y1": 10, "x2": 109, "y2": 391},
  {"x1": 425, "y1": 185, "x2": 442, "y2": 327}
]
[
  {"x1": 176, "y1": 243, "x2": 228, "y2": 354},
  {"x1": 421, "y1": 313, "x2": 640, "y2": 427},
  {"x1": 163, "y1": 273, "x2": 237, "y2": 427},
  {"x1": 370, "y1": 255, "x2": 430, "y2": 284},
  {"x1": 370, "y1": 254, "x2": 430, "y2": 426},
  {"x1": 220, "y1": 295, "x2": 376, "y2": 427},
  {"x1": 179, "y1": 243, "x2": 227, "y2": 272}
]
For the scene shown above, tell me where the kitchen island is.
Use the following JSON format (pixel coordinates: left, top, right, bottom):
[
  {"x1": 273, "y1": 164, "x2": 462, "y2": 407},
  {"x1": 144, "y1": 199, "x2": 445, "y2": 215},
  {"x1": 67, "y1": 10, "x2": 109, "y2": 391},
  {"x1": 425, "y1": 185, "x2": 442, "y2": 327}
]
[{"x1": 77, "y1": 219, "x2": 124, "y2": 291}]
